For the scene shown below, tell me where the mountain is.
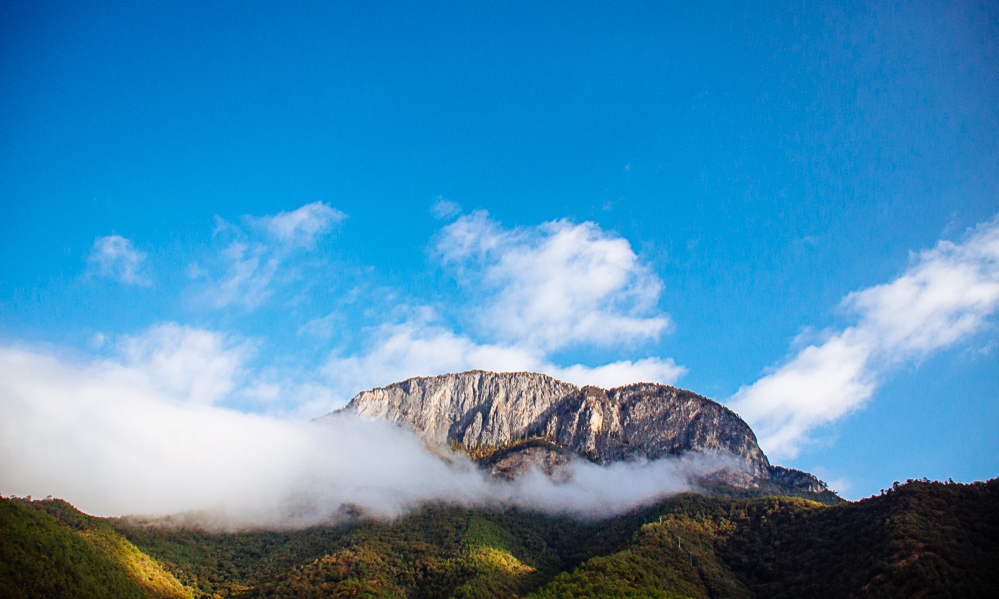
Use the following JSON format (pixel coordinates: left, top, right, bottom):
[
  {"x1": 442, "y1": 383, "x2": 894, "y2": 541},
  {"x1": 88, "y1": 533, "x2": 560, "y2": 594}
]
[
  {"x1": 5, "y1": 479, "x2": 997, "y2": 598},
  {"x1": 9, "y1": 372, "x2": 994, "y2": 597},
  {"x1": 320, "y1": 370, "x2": 828, "y2": 498}
]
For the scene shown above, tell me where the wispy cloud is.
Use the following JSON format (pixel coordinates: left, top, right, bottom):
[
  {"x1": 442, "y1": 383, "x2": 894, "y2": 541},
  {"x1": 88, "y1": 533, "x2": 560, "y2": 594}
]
[
  {"x1": 205, "y1": 241, "x2": 279, "y2": 309},
  {"x1": 436, "y1": 211, "x2": 670, "y2": 351},
  {"x1": 729, "y1": 216, "x2": 999, "y2": 459},
  {"x1": 197, "y1": 202, "x2": 345, "y2": 310},
  {"x1": 298, "y1": 312, "x2": 339, "y2": 339},
  {"x1": 250, "y1": 202, "x2": 346, "y2": 249},
  {"x1": 430, "y1": 196, "x2": 461, "y2": 220},
  {"x1": 87, "y1": 235, "x2": 151, "y2": 286}
]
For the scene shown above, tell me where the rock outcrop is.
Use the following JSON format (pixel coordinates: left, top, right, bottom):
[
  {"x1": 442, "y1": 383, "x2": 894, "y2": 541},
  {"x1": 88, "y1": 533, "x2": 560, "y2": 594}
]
[{"x1": 320, "y1": 370, "x2": 828, "y2": 494}]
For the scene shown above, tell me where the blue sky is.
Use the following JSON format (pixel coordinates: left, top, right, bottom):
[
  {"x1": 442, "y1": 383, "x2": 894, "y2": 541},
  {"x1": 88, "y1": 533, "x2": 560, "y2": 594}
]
[{"x1": 1, "y1": 0, "x2": 997, "y2": 502}]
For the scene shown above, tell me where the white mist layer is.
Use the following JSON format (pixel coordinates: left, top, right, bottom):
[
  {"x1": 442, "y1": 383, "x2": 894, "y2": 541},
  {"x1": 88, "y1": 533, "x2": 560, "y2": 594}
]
[{"x1": 0, "y1": 346, "x2": 732, "y2": 526}]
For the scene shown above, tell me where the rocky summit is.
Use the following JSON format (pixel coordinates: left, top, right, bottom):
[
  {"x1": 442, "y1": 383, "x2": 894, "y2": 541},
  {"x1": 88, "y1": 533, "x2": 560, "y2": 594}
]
[{"x1": 320, "y1": 370, "x2": 829, "y2": 497}]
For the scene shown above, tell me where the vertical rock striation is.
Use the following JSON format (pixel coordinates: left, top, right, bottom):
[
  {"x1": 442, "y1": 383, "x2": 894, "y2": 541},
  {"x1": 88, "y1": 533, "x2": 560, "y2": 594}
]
[{"x1": 326, "y1": 370, "x2": 578, "y2": 447}]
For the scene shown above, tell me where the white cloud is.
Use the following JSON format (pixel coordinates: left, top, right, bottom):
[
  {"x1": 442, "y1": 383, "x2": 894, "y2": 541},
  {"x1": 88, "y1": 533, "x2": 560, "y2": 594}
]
[
  {"x1": 729, "y1": 216, "x2": 999, "y2": 460},
  {"x1": 320, "y1": 309, "x2": 685, "y2": 404},
  {"x1": 549, "y1": 357, "x2": 687, "y2": 390},
  {"x1": 87, "y1": 235, "x2": 151, "y2": 286},
  {"x1": 728, "y1": 330, "x2": 875, "y2": 459},
  {"x1": 250, "y1": 202, "x2": 346, "y2": 249},
  {"x1": 187, "y1": 262, "x2": 208, "y2": 279},
  {"x1": 430, "y1": 196, "x2": 462, "y2": 220},
  {"x1": 436, "y1": 211, "x2": 670, "y2": 351},
  {"x1": 208, "y1": 241, "x2": 283, "y2": 309},
  {"x1": 845, "y1": 222, "x2": 999, "y2": 355}
]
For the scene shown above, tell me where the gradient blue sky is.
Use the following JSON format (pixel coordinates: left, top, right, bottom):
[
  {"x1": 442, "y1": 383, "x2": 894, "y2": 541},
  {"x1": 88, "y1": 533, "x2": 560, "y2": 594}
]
[{"x1": 1, "y1": 0, "x2": 997, "y2": 501}]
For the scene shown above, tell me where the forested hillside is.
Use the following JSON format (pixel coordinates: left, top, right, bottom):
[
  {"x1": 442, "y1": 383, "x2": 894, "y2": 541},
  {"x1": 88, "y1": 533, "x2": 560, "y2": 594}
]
[
  {"x1": 0, "y1": 498, "x2": 190, "y2": 598},
  {"x1": 3, "y1": 479, "x2": 996, "y2": 598}
]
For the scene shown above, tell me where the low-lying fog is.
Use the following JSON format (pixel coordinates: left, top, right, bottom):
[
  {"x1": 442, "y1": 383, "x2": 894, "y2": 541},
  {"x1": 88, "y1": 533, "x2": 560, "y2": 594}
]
[{"x1": 0, "y1": 345, "x2": 736, "y2": 528}]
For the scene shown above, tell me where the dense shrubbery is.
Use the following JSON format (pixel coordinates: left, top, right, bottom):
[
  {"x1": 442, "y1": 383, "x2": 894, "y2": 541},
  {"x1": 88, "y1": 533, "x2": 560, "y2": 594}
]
[{"x1": 4, "y1": 478, "x2": 996, "y2": 598}]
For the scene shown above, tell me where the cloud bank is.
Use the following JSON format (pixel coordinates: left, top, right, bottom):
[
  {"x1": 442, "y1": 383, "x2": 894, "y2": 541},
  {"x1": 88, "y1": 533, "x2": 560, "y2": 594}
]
[
  {"x1": 0, "y1": 343, "x2": 725, "y2": 525},
  {"x1": 729, "y1": 217, "x2": 999, "y2": 459}
]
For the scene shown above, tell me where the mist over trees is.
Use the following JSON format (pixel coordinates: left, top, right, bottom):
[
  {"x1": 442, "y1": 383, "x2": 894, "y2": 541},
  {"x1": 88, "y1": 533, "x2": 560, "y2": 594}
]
[{"x1": 3, "y1": 478, "x2": 996, "y2": 598}]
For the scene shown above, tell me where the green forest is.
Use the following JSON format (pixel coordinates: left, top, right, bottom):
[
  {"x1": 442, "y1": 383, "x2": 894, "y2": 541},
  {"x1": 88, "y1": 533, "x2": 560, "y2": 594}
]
[{"x1": 2, "y1": 478, "x2": 996, "y2": 598}]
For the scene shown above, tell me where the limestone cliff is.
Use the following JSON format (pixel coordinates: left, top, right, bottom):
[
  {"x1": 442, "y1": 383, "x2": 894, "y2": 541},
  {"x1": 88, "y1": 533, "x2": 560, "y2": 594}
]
[{"x1": 320, "y1": 370, "x2": 827, "y2": 494}]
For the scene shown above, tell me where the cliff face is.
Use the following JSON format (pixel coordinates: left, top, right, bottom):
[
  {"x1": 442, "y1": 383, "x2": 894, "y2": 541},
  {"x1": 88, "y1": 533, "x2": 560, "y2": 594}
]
[
  {"x1": 335, "y1": 370, "x2": 578, "y2": 448},
  {"x1": 322, "y1": 370, "x2": 826, "y2": 493}
]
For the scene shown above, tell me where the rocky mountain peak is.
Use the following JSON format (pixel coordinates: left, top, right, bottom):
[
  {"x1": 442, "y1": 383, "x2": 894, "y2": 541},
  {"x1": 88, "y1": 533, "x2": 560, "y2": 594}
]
[{"x1": 321, "y1": 370, "x2": 829, "y2": 495}]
